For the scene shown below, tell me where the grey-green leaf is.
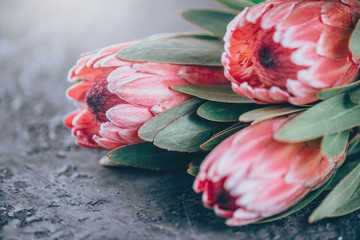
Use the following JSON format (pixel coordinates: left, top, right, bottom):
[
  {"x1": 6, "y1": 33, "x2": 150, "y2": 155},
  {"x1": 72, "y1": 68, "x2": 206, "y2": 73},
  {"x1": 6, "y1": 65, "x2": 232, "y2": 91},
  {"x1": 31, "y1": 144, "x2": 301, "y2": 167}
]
[
  {"x1": 309, "y1": 161, "x2": 360, "y2": 223},
  {"x1": 172, "y1": 85, "x2": 253, "y2": 103},
  {"x1": 325, "y1": 159, "x2": 360, "y2": 191},
  {"x1": 275, "y1": 94, "x2": 360, "y2": 143},
  {"x1": 349, "y1": 86, "x2": 360, "y2": 104},
  {"x1": 317, "y1": 81, "x2": 360, "y2": 100},
  {"x1": 108, "y1": 142, "x2": 192, "y2": 170},
  {"x1": 118, "y1": 37, "x2": 224, "y2": 66},
  {"x1": 181, "y1": 9, "x2": 236, "y2": 37},
  {"x1": 348, "y1": 134, "x2": 360, "y2": 156},
  {"x1": 214, "y1": 0, "x2": 255, "y2": 11},
  {"x1": 200, "y1": 123, "x2": 247, "y2": 151},
  {"x1": 239, "y1": 105, "x2": 306, "y2": 122},
  {"x1": 321, "y1": 130, "x2": 350, "y2": 157},
  {"x1": 258, "y1": 174, "x2": 335, "y2": 223},
  {"x1": 139, "y1": 98, "x2": 204, "y2": 141},
  {"x1": 187, "y1": 153, "x2": 207, "y2": 176},
  {"x1": 197, "y1": 102, "x2": 258, "y2": 122},
  {"x1": 154, "y1": 112, "x2": 230, "y2": 152},
  {"x1": 349, "y1": 19, "x2": 360, "y2": 57}
]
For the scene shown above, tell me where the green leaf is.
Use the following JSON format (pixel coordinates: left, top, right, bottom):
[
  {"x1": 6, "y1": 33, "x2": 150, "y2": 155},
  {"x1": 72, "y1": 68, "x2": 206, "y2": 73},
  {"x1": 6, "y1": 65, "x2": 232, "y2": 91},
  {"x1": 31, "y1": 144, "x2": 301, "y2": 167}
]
[
  {"x1": 197, "y1": 102, "x2": 258, "y2": 122},
  {"x1": 325, "y1": 159, "x2": 360, "y2": 191},
  {"x1": 349, "y1": 86, "x2": 360, "y2": 104},
  {"x1": 172, "y1": 85, "x2": 253, "y2": 103},
  {"x1": 317, "y1": 80, "x2": 360, "y2": 100},
  {"x1": 258, "y1": 174, "x2": 335, "y2": 223},
  {"x1": 239, "y1": 105, "x2": 306, "y2": 122},
  {"x1": 214, "y1": 0, "x2": 255, "y2": 11},
  {"x1": 309, "y1": 161, "x2": 360, "y2": 223},
  {"x1": 108, "y1": 142, "x2": 192, "y2": 170},
  {"x1": 187, "y1": 153, "x2": 208, "y2": 176},
  {"x1": 349, "y1": 19, "x2": 360, "y2": 57},
  {"x1": 118, "y1": 37, "x2": 224, "y2": 66},
  {"x1": 348, "y1": 134, "x2": 360, "y2": 156},
  {"x1": 154, "y1": 112, "x2": 230, "y2": 152},
  {"x1": 200, "y1": 123, "x2": 247, "y2": 151},
  {"x1": 181, "y1": 9, "x2": 236, "y2": 37},
  {"x1": 321, "y1": 130, "x2": 350, "y2": 157},
  {"x1": 139, "y1": 98, "x2": 204, "y2": 141},
  {"x1": 275, "y1": 94, "x2": 360, "y2": 143}
]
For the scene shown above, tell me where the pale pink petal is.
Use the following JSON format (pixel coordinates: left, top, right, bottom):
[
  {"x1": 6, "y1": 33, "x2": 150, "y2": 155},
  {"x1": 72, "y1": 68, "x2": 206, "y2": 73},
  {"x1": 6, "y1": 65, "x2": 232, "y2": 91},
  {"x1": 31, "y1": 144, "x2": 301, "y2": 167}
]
[
  {"x1": 115, "y1": 76, "x2": 188, "y2": 107},
  {"x1": 93, "y1": 53, "x2": 132, "y2": 68},
  {"x1": 246, "y1": 2, "x2": 272, "y2": 24},
  {"x1": 261, "y1": 2, "x2": 295, "y2": 29},
  {"x1": 86, "y1": 43, "x2": 131, "y2": 68},
  {"x1": 98, "y1": 122, "x2": 124, "y2": 142},
  {"x1": 150, "y1": 94, "x2": 191, "y2": 115},
  {"x1": 132, "y1": 62, "x2": 181, "y2": 76},
  {"x1": 107, "y1": 66, "x2": 153, "y2": 94},
  {"x1": 297, "y1": 57, "x2": 353, "y2": 88},
  {"x1": 106, "y1": 104, "x2": 154, "y2": 128},
  {"x1": 281, "y1": 19, "x2": 324, "y2": 49},
  {"x1": 291, "y1": 43, "x2": 321, "y2": 66},
  {"x1": 117, "y1": 128, "x2": 142, "y2": 144}
]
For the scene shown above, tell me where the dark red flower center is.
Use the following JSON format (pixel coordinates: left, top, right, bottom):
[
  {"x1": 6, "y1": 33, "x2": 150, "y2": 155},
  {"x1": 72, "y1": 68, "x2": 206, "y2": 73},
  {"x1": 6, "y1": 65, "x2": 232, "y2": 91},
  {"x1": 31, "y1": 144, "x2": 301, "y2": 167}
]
[
  {"x1": 86, "y1": 74, "x2": 123, "y2": 122},
  {"x1": 258, "y1": 46, "x2": 276, "y2": 69},
  {"x1": 251, "y1": 28, "x2": 306, "y2": 87}
]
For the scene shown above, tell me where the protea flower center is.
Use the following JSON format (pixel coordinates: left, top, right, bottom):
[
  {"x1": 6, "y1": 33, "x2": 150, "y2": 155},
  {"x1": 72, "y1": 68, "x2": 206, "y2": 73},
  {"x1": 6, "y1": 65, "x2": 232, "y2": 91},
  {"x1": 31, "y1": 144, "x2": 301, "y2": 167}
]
[
  {"x1": 251, "y1": 29, "x2": 306, "y2": 88},
  {"x1": 86, "y1": 74, "x2": 121, "y2": 122}
]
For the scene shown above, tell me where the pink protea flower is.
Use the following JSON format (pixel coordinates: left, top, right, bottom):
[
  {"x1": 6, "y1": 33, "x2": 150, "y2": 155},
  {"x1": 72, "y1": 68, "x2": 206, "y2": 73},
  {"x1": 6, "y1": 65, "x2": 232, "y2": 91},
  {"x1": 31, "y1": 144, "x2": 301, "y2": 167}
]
[
  {"x1": 65, "y1": 42, "x2": 228, "y2": 149},
  {"x1": 193, "y1": 116, "x2": 346, "y2": 226},
  {"x1": 222, "y1": 0, "x2": 360, "y2": 105}
]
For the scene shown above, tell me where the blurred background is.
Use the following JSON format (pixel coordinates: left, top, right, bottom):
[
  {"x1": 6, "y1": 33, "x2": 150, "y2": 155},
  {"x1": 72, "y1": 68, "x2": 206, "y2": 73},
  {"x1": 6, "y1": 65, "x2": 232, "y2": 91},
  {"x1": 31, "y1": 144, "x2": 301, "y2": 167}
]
[{"x1": 0, "y1": 1, "x2": 359, "y2": 239}]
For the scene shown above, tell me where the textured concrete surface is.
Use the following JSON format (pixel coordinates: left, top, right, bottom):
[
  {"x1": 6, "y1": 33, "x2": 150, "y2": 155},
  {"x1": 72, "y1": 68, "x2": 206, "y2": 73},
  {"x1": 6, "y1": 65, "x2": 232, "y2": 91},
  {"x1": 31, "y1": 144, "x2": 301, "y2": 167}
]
[{"x1": 0, "y1": 0, "x2": 360, "y2": 239}]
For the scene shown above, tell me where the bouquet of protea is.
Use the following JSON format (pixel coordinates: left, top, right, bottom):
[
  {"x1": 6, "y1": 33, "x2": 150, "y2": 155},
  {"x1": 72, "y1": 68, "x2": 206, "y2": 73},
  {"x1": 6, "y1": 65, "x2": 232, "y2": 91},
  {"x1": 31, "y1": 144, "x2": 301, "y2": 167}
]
[{"x1": 65, "y1": 0, "x2": 360, "y2": 226}]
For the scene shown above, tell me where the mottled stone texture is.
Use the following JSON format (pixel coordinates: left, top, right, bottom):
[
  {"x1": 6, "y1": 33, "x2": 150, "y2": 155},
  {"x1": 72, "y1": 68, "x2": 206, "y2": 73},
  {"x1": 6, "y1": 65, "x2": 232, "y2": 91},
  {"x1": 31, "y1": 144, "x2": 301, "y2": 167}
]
[{"x1": 0, "y1": 0, "x2": 359, "y2": 239}]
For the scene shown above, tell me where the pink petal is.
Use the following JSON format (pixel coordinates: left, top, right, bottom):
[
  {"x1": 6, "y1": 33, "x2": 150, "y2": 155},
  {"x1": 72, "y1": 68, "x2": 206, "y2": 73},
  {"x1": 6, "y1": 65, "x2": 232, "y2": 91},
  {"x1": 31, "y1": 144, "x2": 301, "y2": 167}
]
[
  {"x1": 280, "y1": 18, "x2": 324, "y2": 49},
  {"x1": 150, "y1": 94, "x2": 191, "y2": 115},
  {"x1": 106, "y1": 66, "x2": 153, "y2": 94},
  {"x1": 115, "y1": 76, "x2": 188, "y2": 107},
  {"x1": 66, "y1": 80, "x2": 92, "y2": 102},
  {"x1": 291, "y1": 43, "x2": 321, "y2": 66},
  {"x1": 276, "y1": 2, "x2": 322, "y2": 30},
  {"x1": 106, "y1": 104, "x2": 153, "y2": 129},
  {"x1": 93, "y1": 53, "x2": 132, "y2": 68},
  {"x1": 297, "y1": 57, "x2": 353, "y2": 88},
  {"x1": 261, "y1": 2, "x2": 295, "y2": 29},
  {"x1": 316, "y1": 26, "x2": 352, "y2": 59},
  {"x1": 246, "y1": 2, "x2": 272, "y2": 24},
  {"x1": 321, "y1": 2, "x2": 353, "y2": 28},
  {"x1": 132, "y1": 62, "x2": 181, "y2": 76},
  {"x1": 178, "y1": 66, "x2": 228, "y2": 85},
  {"x1": 86, "y1": 43, "x2": 131, "y2": 68}
]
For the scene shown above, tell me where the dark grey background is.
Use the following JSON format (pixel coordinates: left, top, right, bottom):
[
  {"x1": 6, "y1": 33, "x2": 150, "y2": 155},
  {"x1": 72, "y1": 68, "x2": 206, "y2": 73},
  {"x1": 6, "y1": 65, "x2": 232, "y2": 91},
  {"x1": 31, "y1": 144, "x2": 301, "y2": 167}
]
[{"x1": 0, "y1": 0, "x2": 359, "y2": 239}]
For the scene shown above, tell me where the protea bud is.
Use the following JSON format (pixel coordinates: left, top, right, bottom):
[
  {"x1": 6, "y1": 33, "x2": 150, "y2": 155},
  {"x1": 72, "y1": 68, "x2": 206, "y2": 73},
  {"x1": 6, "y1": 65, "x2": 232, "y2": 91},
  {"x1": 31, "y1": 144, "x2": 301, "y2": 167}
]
[
  {"x1": 222, "y1": 0, "x2": 360, "y2": 105},
  {"x1": 193, "y1": 116, "x2": 346, "y2": 226},
  {"x1": 65, "y1": 42, "x2": 228, "y2": 149}
]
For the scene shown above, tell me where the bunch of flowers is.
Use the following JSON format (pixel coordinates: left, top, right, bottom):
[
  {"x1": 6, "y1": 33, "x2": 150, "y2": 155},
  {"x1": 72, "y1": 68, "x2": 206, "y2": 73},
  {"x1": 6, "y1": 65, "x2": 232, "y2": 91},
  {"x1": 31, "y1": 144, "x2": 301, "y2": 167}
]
[{"x1": 65, "y1": 0, "x2": 360, "y2": 226}]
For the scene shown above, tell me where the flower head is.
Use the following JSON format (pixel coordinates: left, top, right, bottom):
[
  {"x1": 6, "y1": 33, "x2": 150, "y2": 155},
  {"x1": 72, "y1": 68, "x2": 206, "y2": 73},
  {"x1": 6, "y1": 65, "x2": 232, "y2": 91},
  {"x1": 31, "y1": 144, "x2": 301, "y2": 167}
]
[
  {"x1": 193, "y1": 116, "x2": 346, "y2": 226},
  {"x1": 65, "y1": 42, "x2": 228, "y2": 149},
  {"x1": 222, "y1": 0, "x2": 360, "y2": 105}
]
